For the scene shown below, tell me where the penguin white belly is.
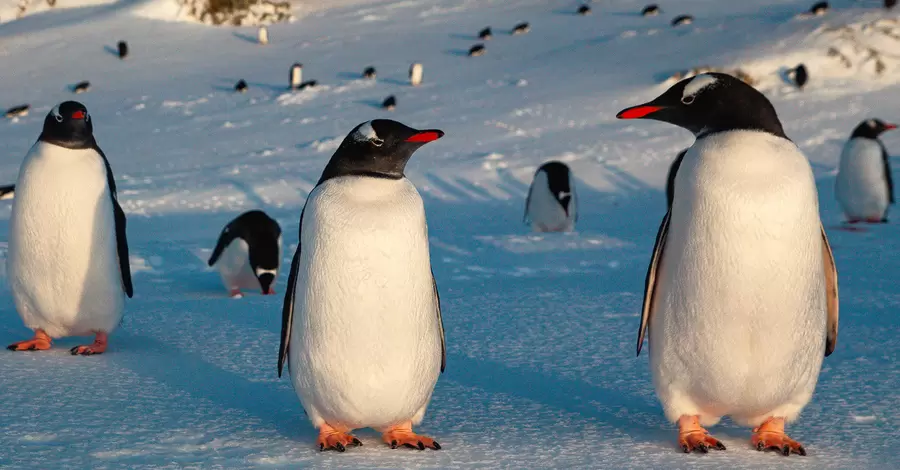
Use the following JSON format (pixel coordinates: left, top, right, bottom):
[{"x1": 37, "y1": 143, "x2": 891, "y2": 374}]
[
  {"x1": 290, "y1": 177, "x2": 442, "y2": 430},
  {"x1": 835, "y1": 138, "x2": 889, "y2": 220},
  {"x1": 7, "y1": 142, "x2": 125, "y2": 338},
  {"x1": 215, "y1": 239, "x2": 259, "y2": 291},
  {"x1": 527, "y1": 172, "x2": 573, "y2": 232},
  {"x1": 651, "y1": 132, "x2": 827, "y2": 427}
]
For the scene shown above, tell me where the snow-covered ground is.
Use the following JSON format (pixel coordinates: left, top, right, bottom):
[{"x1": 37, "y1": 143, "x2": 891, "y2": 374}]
[{"x1": 0, "y1": 0, "x2": 899, "y2": 468}]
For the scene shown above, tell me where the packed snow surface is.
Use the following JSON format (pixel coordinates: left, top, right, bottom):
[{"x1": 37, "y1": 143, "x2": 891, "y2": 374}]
[{"x1": 0, "y1": 0, "x2": 899, "y2": 468}]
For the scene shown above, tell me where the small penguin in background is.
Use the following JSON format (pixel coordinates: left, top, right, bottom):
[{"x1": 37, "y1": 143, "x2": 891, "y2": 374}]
[
  {"x1": 672, "y1": 15, "x2": 693, "y2": 26},
  {"x1": 617, "y1": 73, "x2": 838, "y2": 456},
  {"x1": 789, "y1": 64, "x2": 808, "y2": 89},
  {"x1": 72, "y1": 81, "x2": 91, "y2": 94},
  {"x1": 117, "y1": 40, "x2": 128, "y2": 59},
  {"x1": 524, "y1": 161, "x2": 577, "y2": 232},
  {"x1": 665, "y1": 149, "x2": 688, "y2": 208},
  {"x1": 258, "y1": 26, "x2": 269, "y2": 45},
  {"x1": 577, "y1": 4, "x2": 592, "y2": 15},
  {"x1": 278, "y1": 119, "x2": 446, "y2": 452},
  {"x1": 511, "y1": 22, "x2": 530, "y2": 35},
  {"x1": 290, "y1": 63, "x2": 303, "y2": 90},
  {"x1": 7, "y1": 101, "x2": 133, "y2": 355},
  {"x1": 835, "y1": 118, "x2": 897, "y2": 224},
  {"x1": 478, "y1": 27, "x2": 492, "y2": 40},
  {"x1": 468, "y1": 44, "x2": 486, "y2": 57},
  {"x1": 363, "y1": 66, "x2": 377, "y2": 79},
  {"x1": 0, "y1": 184, "x2": 15, "y2": 200},
  {"x1": 809, "y1": 1, "x2": 828, "y2": 15},
  {"x1": 888, "y1": 0, "x2": 897, "y2": 10},
  {"x1": 409, "y1": 62, "x2": 423, "y2": 86},
  {"x1": 235, "y1": 80, "x2": 248, "y2": 93},
  {"x1": 208, "y1": 210, "x2": 282, "y2": 298},
  {"x1": 382, "y1": 95, "x2": 397, "y2": 110},
  {"x1": 642, "y1": 4, "x2": 661, "y2": 16},
  {"x1": 5, "y1": 104, "x2": 29, "y2": 119}
]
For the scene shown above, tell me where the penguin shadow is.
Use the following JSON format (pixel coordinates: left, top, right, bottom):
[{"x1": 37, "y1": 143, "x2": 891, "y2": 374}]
[
  {"x1": 448, "y1": 33, "x2": 479, "y2": 40},
  {"x1": 777, "y1": 66, "x2": 799, "y2": 87},
  {"x1": 214, "y1": 78, "x2": 286, "y2": 94},
  {"x1": 232, "y1": 31, "x2": 259, "y2": 44},
  {"x1": 379, "y1": 77, "x2": 409, "y2": 86},
  {"x1": 444, "y1": 49, "x2": 472, "y2": 57},
  {"x1": 336, "y1": 71, "x2": 365, "y2": 80},
  {"x1": 103, "y1": 45, "x2": 119, "y2": 58},
  {"x1": 356, "y1": 98, "x2": 387, "y2": 109}
]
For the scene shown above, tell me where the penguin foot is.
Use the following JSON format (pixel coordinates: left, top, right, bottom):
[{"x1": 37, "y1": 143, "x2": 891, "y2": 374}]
[
  {"x1": 381, "y1": 422, "x2": 441, "y2": 450},
  {"x1": 751, "y1": 417, "x2": 806, "y2": 456},
  {"x1": 230, "y1": 289, "x2": 243, "y2": 299},
  {"x1": 316, "y1": 423, "x2": 362, "y2": 452},
  {"x1": 7, "y1": 329, "x2": 52, "y2": 351},
  {"x1": 70, "y1": 332, "x2": 108, "y2": 356},
  {"x1": 677, "y1": 415, "x2": 726, "y2": 454},
  {"x1": 263, "y1": 288, "x2": 276, "y2": 295}
]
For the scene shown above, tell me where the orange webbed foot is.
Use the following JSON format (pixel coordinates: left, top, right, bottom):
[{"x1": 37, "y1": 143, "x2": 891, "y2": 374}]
[
  {"x1": 317, "y1": 423, "x2": 361, "y2": 452},
  {"x1": 752, "y1": 417, "x2": 806, "y2": 456},
  {"x1": 678, "y1": 415, "x2": 726, "y2": 454},
  {"x1": 7, "y1": 329, "x2": 51, "y2": 351},
  {"x1": 382, "y1": 422, "x2": 441, "y2": 450},
  {"x1": 70, "y1": 332, "x2": 108, "y2": 356}
]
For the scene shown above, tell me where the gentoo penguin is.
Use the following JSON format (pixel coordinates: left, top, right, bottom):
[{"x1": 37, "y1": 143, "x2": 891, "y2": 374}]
[
  {"x1": 258, "y1": 26, "x2": 269, "y2": 45},
  {"x1": 7, "y1": 101, "x2": 133, "y2": 355},
  {"x1": 809, "y1": 1, "x2": 828, "y2": 15},
  {"x1": 362, "y1": 66, "x2": 377, "y2": 79},
  {"x1": 835, "y1": 118, "x2": 897, "y2": 223},
  {"x1": 208, "y1": 210, "x2": 282, "y2": 298},
  {"x1": 290, "y1": 63, "x2": 303, "y2": 90},
  {"x1": 117, "y1": 40, "x2": 128, "y2": 59},
  {"x1": 617, "y1": 73, "x2": 839, "y2": 456},
  {"x1": 409, "y1": 63, "x2": 423, "y2": 86},
  {"x1": 790, "y1": 64, "x2": 808, "y2": 89},
  {"x1": 0, "y1": 184, "x2": 14, "y2": 200},
  {"x1": 671, "y1": 14, "x2": 693, "y2": 26},
  {"x1": 235, "y1": 80, "x2": 248, "y2": 93},
  {"x1": 468, "y1": 44, "x2": 486, "y2": 57},
  {"x1": 382, "y1": 95, "x2": 397, "y2": 110},
  {"x1": 72, "y1": 81, "x2": 91, "y2": 94},
  {"x1": 642, "y1": 4, "x2": 661, "y2": 16},
  {"x1": 511, "y1": 22, "x2": 530, "y2": 35},
  {"x1": 665, "y1": 149, "x2": 688, "y2": 208},
  {"x1": 478, "y1": 27, "x2": 492, "y2": 40},
  {"x1": 5, "y1": 104, "x2": 29, "y2": 118},
  {"x1": 524, "y1": 161, "x2": 577, "y2": 232},
  {"x1": 278, "y1": 119, "x2": 446, "y2": 452},
  {"x1": 577, "y1": 4, "x2": 591, "y2": 15}
]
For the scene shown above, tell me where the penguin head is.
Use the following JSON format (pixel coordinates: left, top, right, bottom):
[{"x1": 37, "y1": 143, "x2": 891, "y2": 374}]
[
  {"x1": 40, "y1": 101, "x2": 94, "y2": 149},
  {"x1": 242, "y1": 211, "x2": 282, "y2": 295},
  {"x1": 851, "y1": 119, "x2": 897, "y2": 139},
  {"x1": 537, "y1": 161, "x2": 573, "y2": 215},
  {"x1": 318, "y1": 120, "x2": 444, "y2": 184},
  {"x1": 616, "y1": 72, "x2": 786, "y2": 139}
]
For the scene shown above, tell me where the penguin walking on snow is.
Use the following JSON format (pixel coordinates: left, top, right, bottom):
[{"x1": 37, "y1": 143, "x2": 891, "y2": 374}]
[
  {"x1": 208, "y1": 210, "x2": 282, "y2": 298},
  {"x1": 278, "y1": 119, "x2": 446, "y2": 452},
  {"x1": 7, "y1": 101, "x2": 133, "y2": 355},
  {"x1": 835, "y1": 119, "x2": 896, "y2": 224},
  {"x1": 617, "y1": 73, "x2": 838, "y2": 456},
  {"x1": 524, "y1": 161, "x2": 577, "y2": 232}
]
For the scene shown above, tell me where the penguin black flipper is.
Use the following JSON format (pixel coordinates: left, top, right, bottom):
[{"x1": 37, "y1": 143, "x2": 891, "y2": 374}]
[
  {"x1": 882, "y1": 143, "x2": 894, "y2": 204},
  {"x1": 97, "y1": 145, "x2": 133, "y2": 298},
  {"x1": 207, "y1": 222, "x2": 240, "y2": 266},
  {"x1": 523, "y1": 180, "x2": 535, "y2": 224},
  {"x1": 821, "y1": 225, "x2": 839, "y2": 357},
  {"x1": 431, "y1": 269, "x2": 446, "y2": 372},
  {"x1": 637, "y1": 211, "x2": 670, "y2": 356},
  {"x1": 666, "y1": 149, "x2": 687, "y2": 208},
  {"x1": 278, "y1": 206, "x2": 305, "y2": 377}
]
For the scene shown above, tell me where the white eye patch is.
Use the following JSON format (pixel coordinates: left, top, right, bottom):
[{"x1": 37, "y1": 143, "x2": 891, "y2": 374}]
[
  {"x1": 681, "y1": 74, "x2": 719, "y2": 104},
  {"x1": 868, "y1": 119, "x2": 877, "y2": 127},
  {"x1": 50, "y1": 104, "x2": 62, "y2": 122},
  {"x1": 354, "y1": 121, "x2": 378, "y2": 141}
]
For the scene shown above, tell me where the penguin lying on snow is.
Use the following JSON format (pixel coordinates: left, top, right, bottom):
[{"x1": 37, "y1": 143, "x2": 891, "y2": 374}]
[
  {"x1": 278, "y1": 119, "x2": 446, "y2": 452},
  {"x1": 7, "y1": 101, "x2": 133, "y2": 355},
  {"x1": 208, "y1": 210, "x2": 282, "y2": 298},
  {"x1": 617, "y1": 73, "x2": 839, "y2": 456},
  {"x1": 0, "y1": 184, "x2": 14, "y2": 200},
  {"x1": 524, "y1": 161, "x2": 577, "y2": 232},
  {"x1": 835, "y1": 118, "x2": 897, "y2": 224}
]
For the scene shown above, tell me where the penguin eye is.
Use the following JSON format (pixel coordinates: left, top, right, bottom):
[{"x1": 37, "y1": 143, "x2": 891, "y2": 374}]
[
  {"x1": 681, "y1": 95, "x2": 695, "y2": 105},
  {"x1": 371, "y1": 138, "x2": 384, "y2": 147},
  {"x1": 54, "y1": 114, "x2": 63, "y2": 123}
]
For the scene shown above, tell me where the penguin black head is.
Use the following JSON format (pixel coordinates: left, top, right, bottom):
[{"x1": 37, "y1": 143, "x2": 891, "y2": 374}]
[
  {"x1": 616, "y1": 72, "x2": 786, "y2": 139},
  {"x1": 317, "y1": 120, "x2": 444, "y2": 184},
  {"x1": 208, "y1": 210, "x2": 282, "y2": 295},
  {"x1": 536, "y1": 161, "x2": 574, "y2": 215},
  {"x1": 850, "y1": 119, "x2": 897, "y2": 140},
  {"x1": 39, "y1": 101, "x2": 94, "y2": 149}
]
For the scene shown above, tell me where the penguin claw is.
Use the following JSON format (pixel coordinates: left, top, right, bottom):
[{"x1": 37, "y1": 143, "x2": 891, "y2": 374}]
[
  {"x1": 7, "y1": 330, "x2": 52, "y2": 352},
  {"x1": 382, "y1": 423, "x2": 441, "y2": 450},
  {"x1": 316, "y1": 426, "x2": 360, "y2": 452},
  {"x1": 677, "y1": 415, "x2": 726, "y2": 454},
  {"x1": 70, "y1": 332, "x2": 108, "y2": 356},
  {"x1": 751, "y1": 417, "x2": 806, "y2": 456}
]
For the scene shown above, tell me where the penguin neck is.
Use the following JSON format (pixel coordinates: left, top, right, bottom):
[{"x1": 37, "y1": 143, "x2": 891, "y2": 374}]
[
  {"x1": 316, "y1": 155, "x2": 408, "y2": 186},
  {"x1": 38, "y1": 133, "x2": 96, "y2": 150}
]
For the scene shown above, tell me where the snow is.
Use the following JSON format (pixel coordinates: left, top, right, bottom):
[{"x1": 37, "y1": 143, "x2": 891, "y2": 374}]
[{"x1": 0, "y1": 0, "x2": 898, "y2": 468}]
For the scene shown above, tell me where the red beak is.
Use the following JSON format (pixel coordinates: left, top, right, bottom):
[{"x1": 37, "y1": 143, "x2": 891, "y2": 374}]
[
  {"x1": 71, "y1": 110, "x2": 86, "y2": 119},
  {"x1": 885, "y1": 123, "x2": 898, "y2": 130},
  {"x1": 616, "y1": 105, "x2": 664, "y2": 120},
  {"x1": 405, "y1": 130, "x2": 444, "y2": 143}
]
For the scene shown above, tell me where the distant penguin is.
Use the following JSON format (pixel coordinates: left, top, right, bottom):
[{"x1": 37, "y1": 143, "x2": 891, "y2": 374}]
[
  {"x1": 790, "y1": 64, "x2": 808, "y2": 89},
  {"x1": 208, "y1": 210, "x2": 282, "y2": 298},
  {"x1": 235, "y1": 79, "x2": 248, "y2": 93},
  {"x1": 290, "y1": 63, "x2": 303, "y2": 90},
  {"x1": 382, "y1": 95, "x2": 397, "y2": 110},
  {"x1": 478, "y1": 27, "x2": 492, "y2": 40},
  {"x1": 468, "y1": 44, "x2": 486, "y2": 57},
  {"x1": 409, "y1": 62, "x2": 423, "y2": 86},
  {"x1": 512, "y1": 22, "x2": 531, "y2": 35},
  {"x1": 887, "y1": 0, "x2": 897, "y2": 9},
  {"x1": 258, "y1": 26, "x2": 269, "y2": 45},
  {"x1": 835, "y1": 119, "x2": 897, "y2": 224},
  {"x1": 577, "y1": 4, "x2": 592, "y2": 15},
  {"x1": 5, "y1": 104, "x2": 30, "y2": 118},
  {"x1": 810, "y1": 1, "x2": 828, "y2": 15},
  {"x1": 524, "y1": 161, "x2": 577, "y2": 233},
  {"x1": 665, "y1": 149, "x2": 688, "y2": 208},
  {"x1": 117, "y1": 40, "x2": 128, "y2": 59},
  {"x1": 278, "y1": 119, "x2": 446, "y2": 452},
  {"x1": 363, "y1": 66, "x2": 377, "y2": 79},
  {"x1": 672, "y1": 15, "x2": 693, "y2": 26},
  {"x1": 617, "y1": 73, "x2": 838, "y2": 456},
  {"x1": 7, "y1": 101, "x2": 133, "y2": 355},
  {"x1": 642, "y1": 4, "x2": 661, "y2": 16},
  {"x1": 0, "y1": 184, "x2": 15, "y2": 200},
  {"x1": 72, "y1": 81, "x2": 91, "y2": 94}
]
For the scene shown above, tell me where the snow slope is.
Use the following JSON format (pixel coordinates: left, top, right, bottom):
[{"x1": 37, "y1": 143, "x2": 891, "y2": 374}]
[{"x1": 0, "y1": 0, "x2": 899, "y2": 468}]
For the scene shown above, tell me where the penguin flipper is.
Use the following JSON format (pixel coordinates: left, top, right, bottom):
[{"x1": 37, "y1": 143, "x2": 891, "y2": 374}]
[
  {"x1": 881, "y1": 144, "x2": 894, "y2": 204},
  {"x1": 821, "y1": 225, "x2": 839, "y2": 357},
  {"x1": 0, "y1": 184, "x2": 14, "y2": 200},
  {"x1": 278, "y1": 206, "x2": 306, "y2": 378},
  {"x1": 96, "y1": 145, "x2": 133, "y2": 298},
  {"x1": 523, "y1": 179, "x2": 534, "y2": 224},
  {"x1": 432, "y1": 270, "x2": 446, "y2": 373},
  {"x1": 637, "y1": 211, "x2": 670, "y2": 356},
  {"x1": 208, "y1": 223, "x2": 239, "y2": 266}
]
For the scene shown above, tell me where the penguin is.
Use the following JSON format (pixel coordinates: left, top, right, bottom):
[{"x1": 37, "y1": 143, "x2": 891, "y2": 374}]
[
  {"x1": 7, "y1": 101, "x2": 133, "y2": 355},
  {"x1": 478, "y1": 27, "x2": 492, "y2": 40},
  {"x1": 290, "y1": 63, "x2": 303, "y2": 90},
  {"x1": 835, "y1": 118, "x2": 897, "y2": 224},
  {"x1": 0, "y1": 184, "x2": 15, "y2": 200},
  {"x1": 363, "y1": 66, "x2": 377, "y2": 79},
  {"x1": 277, "y1": 119, "x2": 446, "y2": 452},
  {"x1": 616, "y1": 73, "x2": 839, "y2": 456},
  {"x1": 208, "y1": 210, "x2": 282, "y2": 298},
  {"x1": 468, "y1": 44, "x2": 486, "y2": 57},
  {"x1": 789, "y1": 64, "x2": 808, "y2": 89},
  {"x1": 524, "y1": 161, "x2": 577, "y2": 233},
  {"x1": 5, "y1": 104, "x2": 29, "y2": 119},
  {"x1": 235, "y1": 79, "x2": 248, "y2": 93},
  {"x1": 117, "y1": 40, "x2": 128, "y2": 59},
  {"x1": 888, "y1": 0, "x2": 897, "y2": 9},
  {"x1": 409, "y1": 62, "x2": 423, "y2": 86},
  {"x1": 671, "y1": 15, "x2": 693, "y2": 26},
  {"x1": 577, "y1": 4, "x2": 591, "y2": 15},
  {"x1": 511, "y1": 22, "x2": 531, "y2": 35},
  {"x1": 72, "y1": 81, "x2": 91, "y2": 94},
  {"x1": 809, "y1": 1, "x2": 828, "y2": 15},
  {"x1": 665, "y1": 149, "x2": 688, "y2": 208},
  {"x1": 258, "y1": 26, "x2": 269, "y2": 45},
  {"x1": 642, "y1": 4, "x2": 661, "y2": 16},
  {"x1": 382, "y1": 95, "x2": 397, "y2": 110}
]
